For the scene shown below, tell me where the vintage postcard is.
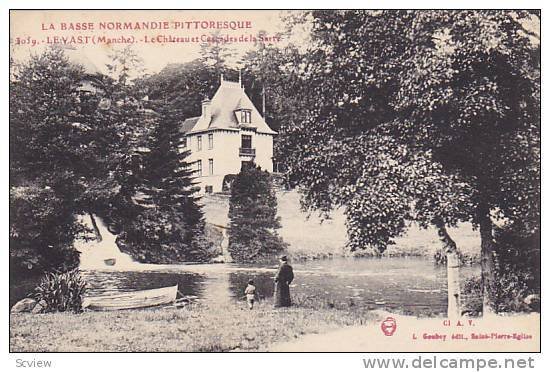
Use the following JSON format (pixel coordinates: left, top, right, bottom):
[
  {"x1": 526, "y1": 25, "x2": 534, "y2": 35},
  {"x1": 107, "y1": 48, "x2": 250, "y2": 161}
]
[{"x1": 9, "y1": 9, "x2": 540, "y2": 354}]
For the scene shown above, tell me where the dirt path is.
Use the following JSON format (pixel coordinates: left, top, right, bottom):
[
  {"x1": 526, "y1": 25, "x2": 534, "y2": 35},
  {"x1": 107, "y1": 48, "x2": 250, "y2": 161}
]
[{"x1": 269, "y1": 311, "x2": 540, "y2": 352}]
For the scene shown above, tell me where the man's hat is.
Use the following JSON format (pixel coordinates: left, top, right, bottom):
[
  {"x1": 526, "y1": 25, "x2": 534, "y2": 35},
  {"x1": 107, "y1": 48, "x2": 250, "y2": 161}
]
[{"x1": 280, "y1": 255, "x2": 288, "y2": 261}]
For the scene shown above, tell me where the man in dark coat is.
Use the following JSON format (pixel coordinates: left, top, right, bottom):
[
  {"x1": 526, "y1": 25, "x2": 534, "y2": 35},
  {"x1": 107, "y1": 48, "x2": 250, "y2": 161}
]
[{"x1": 274, "y1": 256, "x2": 294, "y2": 307}]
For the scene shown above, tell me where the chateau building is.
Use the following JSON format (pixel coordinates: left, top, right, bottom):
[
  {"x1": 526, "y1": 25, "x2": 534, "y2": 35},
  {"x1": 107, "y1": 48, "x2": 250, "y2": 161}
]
[{"x1": 180, "y1": 75, "x2": 277, "y2": 193}]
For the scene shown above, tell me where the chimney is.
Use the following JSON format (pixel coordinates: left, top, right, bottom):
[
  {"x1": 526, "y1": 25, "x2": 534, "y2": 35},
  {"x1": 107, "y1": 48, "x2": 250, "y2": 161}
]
[{"x1": 202, "y1": 99, "x2": 211, "y2": 119}]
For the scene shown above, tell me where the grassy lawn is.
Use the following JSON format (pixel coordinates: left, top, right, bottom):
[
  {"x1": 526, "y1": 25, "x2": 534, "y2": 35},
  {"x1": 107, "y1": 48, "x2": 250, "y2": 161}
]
[
  {"x1": 202, "y1": 191, "x2": 481, "y2": 260},
  {"x1": 10, "y1": 300, "x2": 380, "y2": 352}
]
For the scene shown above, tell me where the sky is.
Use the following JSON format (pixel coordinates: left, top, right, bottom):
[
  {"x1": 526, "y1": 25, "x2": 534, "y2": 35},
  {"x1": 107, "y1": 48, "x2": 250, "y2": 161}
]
[{"x1": 10, "y1": 10, "x2": 295, "y2": 75}]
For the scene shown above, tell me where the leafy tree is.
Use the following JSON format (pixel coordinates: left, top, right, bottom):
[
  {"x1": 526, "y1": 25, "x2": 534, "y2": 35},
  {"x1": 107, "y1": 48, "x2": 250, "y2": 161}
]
[
  {"x1": 10, "y1": 47, "x2": 93, "y2": 273},
  {"x1": 10, "y1": 186, "x2": 81, "y2": 275},
  {"x1": 10, "y1": 47, "x2": 85, "y2": 193},
  {"x1": 9, "y1": 46, "x2": 146, "y2": 272},
  {"x1": 280, "y1": 10, "x2": 539, "y2": 314},
  {"x1": 241, "y1": 32, "x2": 290, "y2": 129},
  {"x1": 389, "y1": 10, "x2": 540, "y2": 313},
  {"x1": 106, "y1": 45, "x2": 145, "y2": 86},
  {"x1": 199, "y1": 30, "x2": 237, "y2": 77},
  {"x1": 278, "y1": 11, "x2": 471, "y2": 249},
  {"x1": 228, "y1": 165, "x2": 286, "y2": 262},
  {"x1": 139, "y1": 60, "x2": 220, "y2": 124}
]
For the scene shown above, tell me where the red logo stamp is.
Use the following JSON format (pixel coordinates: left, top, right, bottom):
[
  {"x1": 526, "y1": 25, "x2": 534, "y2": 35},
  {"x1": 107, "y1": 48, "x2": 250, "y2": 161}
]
[{"x1": 381, "y1": 316, "x2": 397, "y2": 336}]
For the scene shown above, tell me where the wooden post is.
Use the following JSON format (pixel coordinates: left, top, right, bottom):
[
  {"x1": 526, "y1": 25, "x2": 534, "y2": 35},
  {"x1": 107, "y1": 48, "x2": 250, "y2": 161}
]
[
  {"x1": 433, "y1": 217, "x2": 462, "y2": 318},
  {"x1": 447, "y1": 251, "x2": 461, "y2": 318}
]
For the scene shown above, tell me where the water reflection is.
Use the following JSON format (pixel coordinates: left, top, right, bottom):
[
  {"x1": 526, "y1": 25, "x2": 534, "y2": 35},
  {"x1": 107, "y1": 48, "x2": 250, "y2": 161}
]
[
  {"x1": 228, "y1": 271, "x2": 276, "y2": 301},
  {"x1": 224, "y1": 258, "x2": 480, "y2": 316},
  {"x1": 226, "y1": 265, "x2": 451, "y2": 315},
  {"x1": 11, "y1": 257, "x2": 480, "y2": 316},
  {"x1": 82, "y1": 270, "x2": 207, "y2": 299}
]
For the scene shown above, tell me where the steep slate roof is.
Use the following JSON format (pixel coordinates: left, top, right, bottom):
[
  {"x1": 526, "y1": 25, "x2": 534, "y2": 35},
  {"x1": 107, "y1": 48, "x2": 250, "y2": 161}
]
[
  {"x1": 180, "y1": 79, "x2": 277, "y2": 135},
  {"x1": 180, "y1": 117, "x2": 201, "y2": 134}
]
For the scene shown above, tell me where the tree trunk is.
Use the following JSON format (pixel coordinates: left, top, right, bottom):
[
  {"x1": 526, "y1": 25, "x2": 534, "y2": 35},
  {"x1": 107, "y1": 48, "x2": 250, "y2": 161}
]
[
  {"x1": 434, "y1": 217, "x2": 461, "y2": 318},
  {"x1": 89, "y1": 212, "x2": 103, "y2": 242},
  {"x1": 477, "y1": 203, "x2": 497, "y2": 315}
]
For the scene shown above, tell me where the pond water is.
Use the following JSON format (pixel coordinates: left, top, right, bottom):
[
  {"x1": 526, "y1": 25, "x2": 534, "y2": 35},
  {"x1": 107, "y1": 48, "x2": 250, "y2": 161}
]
[
  {"x1": 9, "y1": 215, "x2": 480, "y2": 314},
  {"x1": 77, "y1": 257, "x2": 479, "y2": 316}
]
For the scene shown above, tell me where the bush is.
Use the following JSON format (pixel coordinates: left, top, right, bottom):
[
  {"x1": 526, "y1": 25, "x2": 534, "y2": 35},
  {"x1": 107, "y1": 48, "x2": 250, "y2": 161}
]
[
  {"x1": 33, "y1": 269, "x2": 87, "y2": 313},
  {"x1": 229, "y1": 234, "x2": 287, "y2": 263},
  {"x1": 462, "y1": 272, "x2": 533, "y2": 315},
  {"x1": 10, "y1": 186, "x2": 81, "y2": 275},
  {"x1": 494, "y1": 225, "x2": 540, "y2": 294},
  {"x1": 457, "y1": 224, "x2": 539, "y2": 315},
  {"x1": 461, "y1": 276, "x2": 483, "y2": 316},
  {"x1": 222, "y1": 174, "x2": 237, "y2": 192},
  {"x1": 477, "y1": 225, "x2": 539, "y2": 313}
]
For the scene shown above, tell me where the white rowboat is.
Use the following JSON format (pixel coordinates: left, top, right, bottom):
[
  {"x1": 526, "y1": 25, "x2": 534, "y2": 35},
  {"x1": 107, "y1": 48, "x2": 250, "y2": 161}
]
[{"x1": 82, "y1": 285, "x2": 178, "y2": 311}]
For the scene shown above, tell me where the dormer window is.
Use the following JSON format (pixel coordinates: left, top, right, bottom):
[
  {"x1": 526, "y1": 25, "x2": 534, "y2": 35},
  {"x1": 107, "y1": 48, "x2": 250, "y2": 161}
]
[
  {"x1": 241, "y1": 110, "x2": 251, "y2": 124},
  {"x1": 236, "y1": 109, "x2": 252, "y2": 124}
]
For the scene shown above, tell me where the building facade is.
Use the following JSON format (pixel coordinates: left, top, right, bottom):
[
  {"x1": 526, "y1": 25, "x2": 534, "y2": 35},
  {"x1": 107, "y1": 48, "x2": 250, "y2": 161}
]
[{"x1": 180, "y1": 75, "x2": 277, "y2": 193}]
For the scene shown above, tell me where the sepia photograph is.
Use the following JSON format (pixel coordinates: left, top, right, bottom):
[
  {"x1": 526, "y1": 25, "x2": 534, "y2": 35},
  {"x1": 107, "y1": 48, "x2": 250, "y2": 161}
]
[{"x1": 8, "y1": 9, "x2": 540, "y2": 354}]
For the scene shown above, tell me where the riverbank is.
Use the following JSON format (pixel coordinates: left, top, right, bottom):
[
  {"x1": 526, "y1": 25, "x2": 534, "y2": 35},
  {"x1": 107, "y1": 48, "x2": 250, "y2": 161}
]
[
  {"x1": 202, "y1": 190, "x2": 481, "y2": 261},
  {"x1": 10, "y1": 300, "x2": 380, "y2": 352}
]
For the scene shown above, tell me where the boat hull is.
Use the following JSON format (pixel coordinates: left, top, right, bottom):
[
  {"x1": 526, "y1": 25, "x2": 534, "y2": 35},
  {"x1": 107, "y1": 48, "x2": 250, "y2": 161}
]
[{"x1": 82, "y1": 285, "x2": 178, "y2": 311}]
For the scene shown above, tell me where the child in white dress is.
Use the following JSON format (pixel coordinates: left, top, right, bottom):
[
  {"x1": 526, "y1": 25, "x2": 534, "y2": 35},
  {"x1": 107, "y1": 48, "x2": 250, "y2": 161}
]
[{"x1": 244, "y1": 279, "x2": 256, "y2": 310}]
